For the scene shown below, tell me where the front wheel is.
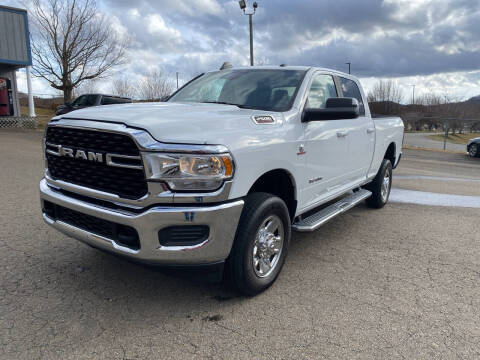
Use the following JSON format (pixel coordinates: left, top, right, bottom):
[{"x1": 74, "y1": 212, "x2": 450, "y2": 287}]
[
  {"x1": 365, "y1": 159, "x2": 393, "y2": 209},
  {"x1": 469, "y1": 143, "x2": 478, "y2": 158},
  {"x1": 226, "y1": 193, "x2": 291, "y2": 296}
]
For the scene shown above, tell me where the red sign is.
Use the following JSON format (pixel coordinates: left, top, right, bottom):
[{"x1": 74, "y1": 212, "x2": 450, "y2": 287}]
[{"x1": 0, "y1": 78, "x2": 10, "y2": 116}]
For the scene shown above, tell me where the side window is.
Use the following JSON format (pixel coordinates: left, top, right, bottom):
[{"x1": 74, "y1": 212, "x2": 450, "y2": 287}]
[
  {"x1": 306, "y1": 74, "x2": 337, "y2": 109},
  {"x1": 339, "y1": 77, "x2": 365, "y2": 116},
  {"x1": 101, "y1": 96, "x2": 120, "y2": 105},
  {"x1": 85, "y1": 95, "x2": 98, "y2": 106}
]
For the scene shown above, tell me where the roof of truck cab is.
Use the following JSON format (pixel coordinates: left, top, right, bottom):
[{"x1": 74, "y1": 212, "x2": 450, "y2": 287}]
[
  {"x1": 77, "y1": 93, "x2": 132, "y2": 99},
  {"x1": 215, "y1": 65, "x2": 354, "y2": 78}
]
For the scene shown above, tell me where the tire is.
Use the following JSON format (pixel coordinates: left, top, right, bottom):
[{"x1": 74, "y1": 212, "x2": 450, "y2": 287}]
[
  {"x1": 468, "y1": 143, "x2": 478, "y2": 158},
  {"x1": 226, "y1": 192, "x2": 291, "y2": 296},
  {"x1": 365, "y1": 159, "x2": 393, "y2": 209}
]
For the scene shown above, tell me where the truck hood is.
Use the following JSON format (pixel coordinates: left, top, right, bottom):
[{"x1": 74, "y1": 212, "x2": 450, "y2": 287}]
[{"x1": 58, "y1": 102, "x2": 281, "y2": 145}]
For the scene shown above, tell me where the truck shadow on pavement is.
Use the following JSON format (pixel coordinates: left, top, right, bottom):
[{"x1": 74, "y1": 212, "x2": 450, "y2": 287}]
[{"x1": 62, "y1": 205, "x2": 367, "y2": 306}]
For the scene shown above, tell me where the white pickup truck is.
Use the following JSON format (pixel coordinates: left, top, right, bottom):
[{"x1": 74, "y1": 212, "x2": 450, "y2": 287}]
[{"x1": 40, "y1": 66, "x2": 404, "y2": 295}]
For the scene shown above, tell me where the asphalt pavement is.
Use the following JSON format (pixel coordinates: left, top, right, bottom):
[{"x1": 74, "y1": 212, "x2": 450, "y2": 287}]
[{"x1": 1, "y1": 129, "x2": 479, "y2": 359}]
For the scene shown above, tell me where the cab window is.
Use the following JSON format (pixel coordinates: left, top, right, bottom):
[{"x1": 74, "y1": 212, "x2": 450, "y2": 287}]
[
  {"x1": 306, "y1": 74, "x2": 337, "y2": 109},
  {"x1": 73, "y1": 95, "x2": 97, "y2": 106},
  {"x1": 339, "y1": 77, "x2": 365, "y2": 115},
  {"x1": 101, "y1": 96, "x2": 126, "y2": 105}
]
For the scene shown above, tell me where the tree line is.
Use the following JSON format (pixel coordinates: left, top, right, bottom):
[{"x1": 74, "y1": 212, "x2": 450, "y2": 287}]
[
  {"x1": 368, "y1": 80, "x2": 480, "y2": 133},
  {"x1": 75, "y1": 70, "x2": 176, "y2": 101}
]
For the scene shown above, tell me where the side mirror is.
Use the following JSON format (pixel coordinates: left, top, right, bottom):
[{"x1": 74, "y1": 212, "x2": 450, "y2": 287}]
[
  {"x1": 65, "y1": 101, "x2": 72, "y2": 107},
  {"x1": 302, "y1": 97, "x2": 359, "y2": 122}
]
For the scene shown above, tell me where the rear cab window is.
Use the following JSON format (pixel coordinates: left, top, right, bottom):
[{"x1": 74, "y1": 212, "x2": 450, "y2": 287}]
[{"x1": 338, "y1": 77, "x2": 365, "y2": 116}]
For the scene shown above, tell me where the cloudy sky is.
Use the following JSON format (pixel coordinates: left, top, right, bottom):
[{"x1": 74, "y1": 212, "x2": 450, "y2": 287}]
[{"x1": 7, "y1": 0, "x2": 480, "y2": 101}]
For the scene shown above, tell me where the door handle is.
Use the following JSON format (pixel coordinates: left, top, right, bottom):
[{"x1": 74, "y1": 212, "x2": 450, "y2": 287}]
[
  {"x1": 337, "y1": 131, "x2": 349, "y2": 138},
  {"x1": 367, "y1": 128, "x2": 375, "y2": 134}
]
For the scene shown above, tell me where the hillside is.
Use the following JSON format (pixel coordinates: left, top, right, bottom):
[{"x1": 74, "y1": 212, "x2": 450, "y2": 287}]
[{"x1": 467, "y1": 95, "x2": 480, "y2": 104}]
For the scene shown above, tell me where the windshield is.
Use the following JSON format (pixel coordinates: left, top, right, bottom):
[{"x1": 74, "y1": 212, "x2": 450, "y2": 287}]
[{"x1": 168, "y1": 69, "x2": 306, "y2": 112}]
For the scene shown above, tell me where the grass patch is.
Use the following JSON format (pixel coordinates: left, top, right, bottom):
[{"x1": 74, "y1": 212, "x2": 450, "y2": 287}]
[
  {"x1": 404, "y1": 130, "x2": 440, "y2": 133},
  {"x1": 403, "y1": 145, "x2": 465, "y2": 154},
  {"x1": 428, "y1": 132, "x2": 480, "y2": 145},
  {"x1": 20, "y1": 106, "x2": 56, "y2": 128}
]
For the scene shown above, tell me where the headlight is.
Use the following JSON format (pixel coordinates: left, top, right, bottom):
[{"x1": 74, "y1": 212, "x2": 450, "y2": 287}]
[{"x1": 143, "y1": 153, "x2": 234, "y2": 191}]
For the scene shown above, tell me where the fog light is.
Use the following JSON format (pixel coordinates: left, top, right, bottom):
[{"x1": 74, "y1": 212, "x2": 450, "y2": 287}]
[{"x1": 158, "y1": 226, "x2": 210, "y2": 247}]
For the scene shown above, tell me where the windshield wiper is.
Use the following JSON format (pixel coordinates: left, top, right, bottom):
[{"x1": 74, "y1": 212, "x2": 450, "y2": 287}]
[{"x1": 202, "y1": 101, "x2": 251, "y2": 109}]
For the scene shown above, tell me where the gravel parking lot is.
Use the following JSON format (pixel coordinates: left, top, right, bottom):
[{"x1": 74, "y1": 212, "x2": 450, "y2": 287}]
[{"x1": 1, "y1": 129, "x2": 479, "y2": 359}]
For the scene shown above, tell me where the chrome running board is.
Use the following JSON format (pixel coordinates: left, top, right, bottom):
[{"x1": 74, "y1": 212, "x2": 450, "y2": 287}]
[{"x1": 292, "y1": 189, "x2": 372, "y2": 232}]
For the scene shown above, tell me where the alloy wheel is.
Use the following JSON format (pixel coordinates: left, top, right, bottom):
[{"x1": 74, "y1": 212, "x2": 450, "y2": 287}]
[{"x1": 252, "y1": 215, "x2": 284, "y2": 278}]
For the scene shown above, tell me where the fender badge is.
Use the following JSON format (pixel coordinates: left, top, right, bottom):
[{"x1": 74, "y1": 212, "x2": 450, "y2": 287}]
[
  {"x1": 252, "y1": 115, "x2": 275, "y2": 125},
  {"x1": 297, "y1": 144, "x2": 306, "y2": 155}
]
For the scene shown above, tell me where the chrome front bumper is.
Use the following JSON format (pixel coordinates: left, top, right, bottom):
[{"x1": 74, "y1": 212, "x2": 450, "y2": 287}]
[{"x1": 40, "y1": 179, "x2": 244, "y2": 265}]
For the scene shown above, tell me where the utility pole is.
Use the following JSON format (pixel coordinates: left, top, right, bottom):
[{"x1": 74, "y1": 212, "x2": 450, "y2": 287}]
[
  {"x1": 443, "y1": 120, "x2": 449, "y2": 150},
  {"x1": 176, "y1": 72, "x2": 179, "y2": 89},
  {"x1": 345, "y1": 62, "x2": 351, "y2": 74},
  {"x1": 410, "y1": 84, "x2": 416, "y2": 104},
  {"x1": 239, "y1": 1, "x2": 258, "y2": 66}
]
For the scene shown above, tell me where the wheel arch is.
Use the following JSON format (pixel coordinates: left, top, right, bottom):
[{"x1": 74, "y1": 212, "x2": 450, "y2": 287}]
[
  {"x1": 247, "y1": 168, "x2": 297, "y2": 221},
  {"x1": 384, "y1": 142, "x2": 396, "y2": 167}
]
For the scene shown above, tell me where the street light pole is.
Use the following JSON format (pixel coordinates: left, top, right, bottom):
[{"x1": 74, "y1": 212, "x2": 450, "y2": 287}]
[
  {"x1": 249, "y1": 13, "x2": 254, "y2": 66},
  {"x1": 345, "y1": 62, "x2": 351, "y2": 74},
  {"x1": 239, "y1": 1, "x2": 258, "y2": 66}
]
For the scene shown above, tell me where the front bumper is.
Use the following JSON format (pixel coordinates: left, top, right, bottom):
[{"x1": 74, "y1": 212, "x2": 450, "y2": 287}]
[{"x1": 40, "y1": 179, "x2": 244, "y2": 265}]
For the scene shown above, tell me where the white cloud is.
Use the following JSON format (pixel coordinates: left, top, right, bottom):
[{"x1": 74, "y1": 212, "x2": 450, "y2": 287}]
[
  {"x1": 146, "y1": 14, "x2": 182, "y2": 41},
  {"x1": 15, "y1": 70, "x2": 61, "y2": 97},
  {"x1": 109, "y1": 14, "x2": 129, "y2": 40},
  {"x1": 159, "y1": 0, "x2": 222, "y2": 16},
  {"x1": 361, "y1": 70, "x2": 480, "y2": 103}
]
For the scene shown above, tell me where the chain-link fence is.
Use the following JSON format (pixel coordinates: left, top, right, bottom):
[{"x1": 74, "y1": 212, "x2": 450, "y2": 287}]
[
  {"x1": 0, "y1": 116, "x2": 38, "y2": 129},
  {"x1": 403, "y1": 117, "x2": 480, "y2": 152}
]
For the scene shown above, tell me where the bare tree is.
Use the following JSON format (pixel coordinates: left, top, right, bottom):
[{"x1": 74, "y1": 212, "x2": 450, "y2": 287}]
[
  {"x1": 367, "y1": 79, "x2": 403, "y2": 104},
  {"x1": 111, "y1": 76, "x2": 136, "y2": 98},
  {"x1": 73, "y1": 79, "x2": 99, "y2": 98},
  {"x1": 367, "y1": 79, "x2": 404, "y2": 115},
  {"x1": 139, "y1": 70, "x2": 175, "y2": 101},
  {"x1": 28, "y1": 0, "x2": 127, "y2": 102}
]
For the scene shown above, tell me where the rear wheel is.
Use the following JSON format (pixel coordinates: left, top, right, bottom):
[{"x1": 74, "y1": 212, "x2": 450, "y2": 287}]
[
  {"x1": 469, "y1": 143, "x2": 478, "y2": 157},
  {"x1": 226, "y1": 193, "x2": 290, "y2": 296},
  {"x1": 365, "y1": 159, "x2": 393, "y2": 209}
]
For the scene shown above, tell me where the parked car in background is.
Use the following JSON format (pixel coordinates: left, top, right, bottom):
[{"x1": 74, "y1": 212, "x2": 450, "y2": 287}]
[
  {"x1": 467, "y1": 137, "x2": 480, "y2": 158},
  {"x1": 56, "y1": 94, "x2": 132, "y2": 115}
]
